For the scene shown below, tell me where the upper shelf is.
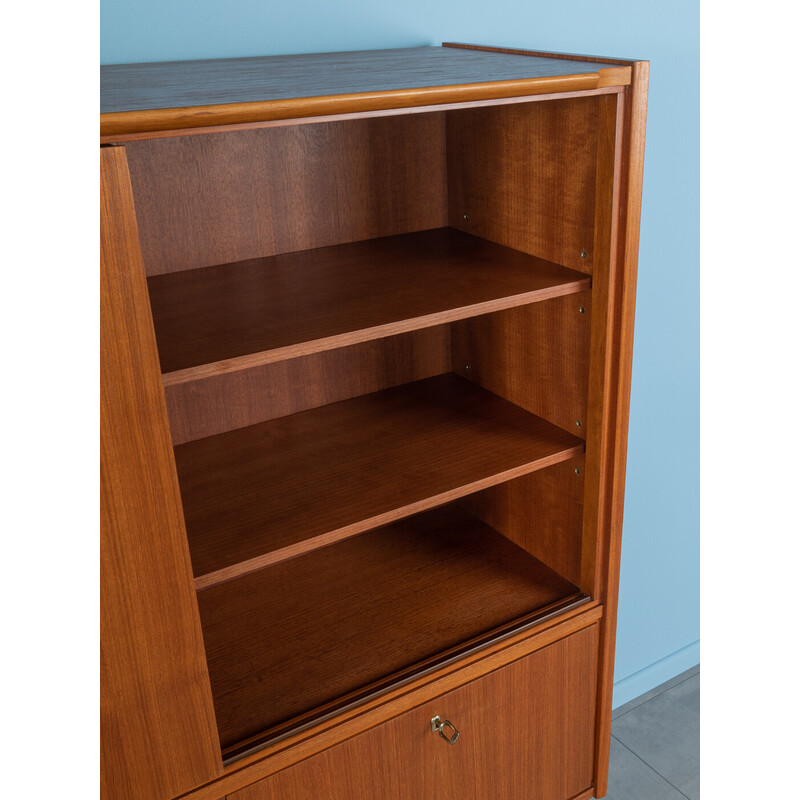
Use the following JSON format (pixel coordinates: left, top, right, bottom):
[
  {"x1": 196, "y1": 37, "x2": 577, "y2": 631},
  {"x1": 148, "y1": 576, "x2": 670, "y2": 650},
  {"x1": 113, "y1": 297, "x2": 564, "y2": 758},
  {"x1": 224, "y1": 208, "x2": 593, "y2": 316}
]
[
  {"x1": 148, "y1": 228, "x2": 591, "y2": 384},
  {"x1": 100, "y1": 44, "x2": 633, "y2": 137}
]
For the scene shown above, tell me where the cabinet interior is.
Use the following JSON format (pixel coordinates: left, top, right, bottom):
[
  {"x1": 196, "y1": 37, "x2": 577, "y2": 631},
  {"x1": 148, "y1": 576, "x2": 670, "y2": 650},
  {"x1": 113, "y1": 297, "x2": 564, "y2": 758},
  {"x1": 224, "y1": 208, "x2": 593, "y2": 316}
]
[{"x1": 126, "y1": 94, "x2": 604, "y2": 761}]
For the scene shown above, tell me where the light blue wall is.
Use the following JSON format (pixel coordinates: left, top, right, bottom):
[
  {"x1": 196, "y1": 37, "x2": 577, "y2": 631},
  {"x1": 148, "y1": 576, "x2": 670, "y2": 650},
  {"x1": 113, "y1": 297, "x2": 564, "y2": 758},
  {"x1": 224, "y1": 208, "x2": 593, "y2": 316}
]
[{"x1": 101, "y1": 2, "x2": 700, "y2": 706}]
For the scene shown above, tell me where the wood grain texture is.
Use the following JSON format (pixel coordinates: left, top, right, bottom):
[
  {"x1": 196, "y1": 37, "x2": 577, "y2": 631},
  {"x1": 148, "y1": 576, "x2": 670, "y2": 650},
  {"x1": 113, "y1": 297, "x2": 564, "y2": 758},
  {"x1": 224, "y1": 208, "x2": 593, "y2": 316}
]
[
  {"x1": 451, "y1": 291, "x2": 592, "y2": 438},
  {"x1": 144, "y1": 607, "x2": 602, "y2": 800},
  {"x1": 228, "y1": 625, "x2": 598, "y2": 800},
  {"x1": 198, "y1": 504, "x2": 580, "y2": 754},
  {"x1": 146, "y1": 227, "x2": 591, "y2": 381},
  {"x1": 164, "y1": 326, "x2": 451, "y2": 445},
  {"x1": 592, "y1": 64, "x2": 649, "y2": 799},
  {"x1": 100, "y1": 146, "x2": 223, "y2": 800},
  {"x1": 176, "y1": 373, "x2": 585, "y2": 587},
  {"x1": 125, "y1": 113, "x2": 447, "y2": 276},
  {"x1": 100, "y1": 46, "x2": 629, "y2": 135},
  {"x1": 459, "y1": 455, "x2": 585, "y2": 586},
  {"x1": 447, "y1": 97, "x2": 599, "y2": 274}
]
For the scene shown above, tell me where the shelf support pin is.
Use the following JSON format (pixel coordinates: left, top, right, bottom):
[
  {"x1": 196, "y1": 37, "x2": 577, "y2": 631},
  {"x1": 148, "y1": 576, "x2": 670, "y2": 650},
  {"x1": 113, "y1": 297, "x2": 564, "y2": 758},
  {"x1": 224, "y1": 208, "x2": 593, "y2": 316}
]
[
  {"x1": 579, "y1": 305, "x2": 585, "y2": 314},
  {"x1": 576, "y1": 420, "x2": 582, "y2": 428},
  {"x1": 580, "y1": 249, "x2": 587, "y2": 259}
]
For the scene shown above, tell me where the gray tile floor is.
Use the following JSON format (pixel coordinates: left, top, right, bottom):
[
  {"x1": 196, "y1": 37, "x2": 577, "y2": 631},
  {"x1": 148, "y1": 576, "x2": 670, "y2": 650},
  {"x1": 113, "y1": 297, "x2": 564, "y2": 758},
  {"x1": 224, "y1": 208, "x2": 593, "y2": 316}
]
[{"x1": 604, "y1": 665, "x2": 699, "y2": 800}]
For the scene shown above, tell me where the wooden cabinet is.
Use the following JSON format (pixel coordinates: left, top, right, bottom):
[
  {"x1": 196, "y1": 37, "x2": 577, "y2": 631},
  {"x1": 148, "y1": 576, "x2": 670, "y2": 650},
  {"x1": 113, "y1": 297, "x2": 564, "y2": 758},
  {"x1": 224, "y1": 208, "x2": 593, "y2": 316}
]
[{"x1": 100, "y1": 43, "x2": 648, "y2": 800}]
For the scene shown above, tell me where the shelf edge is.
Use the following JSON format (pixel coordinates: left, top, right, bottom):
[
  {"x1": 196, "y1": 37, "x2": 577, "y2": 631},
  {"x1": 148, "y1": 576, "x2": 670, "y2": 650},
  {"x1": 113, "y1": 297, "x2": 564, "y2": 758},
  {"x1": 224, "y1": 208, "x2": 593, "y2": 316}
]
[
  {"x1": 193, "y1": 442, "x2": 585, "y2": 590},
  {"x1": 161, "y1": 276, "x2": 591, "y2": 387}
]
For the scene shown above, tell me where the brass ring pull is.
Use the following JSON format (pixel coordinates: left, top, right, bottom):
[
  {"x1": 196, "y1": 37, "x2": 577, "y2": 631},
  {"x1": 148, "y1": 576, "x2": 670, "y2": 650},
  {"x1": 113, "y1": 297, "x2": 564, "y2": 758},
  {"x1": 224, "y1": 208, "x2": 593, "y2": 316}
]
[{"x1": 431, "y1": 715, "x2": 459, "y2": 745}]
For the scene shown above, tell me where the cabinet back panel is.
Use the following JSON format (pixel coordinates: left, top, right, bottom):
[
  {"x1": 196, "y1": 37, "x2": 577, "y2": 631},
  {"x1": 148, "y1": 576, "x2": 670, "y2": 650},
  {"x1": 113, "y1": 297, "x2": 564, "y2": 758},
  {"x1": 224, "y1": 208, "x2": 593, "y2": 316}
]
[
  {"x1": 446, "y1": 98, "x2": 598, "y2": 274},
  {"x1": 451, "y1": 291, "x2": 591, "y2": 438},
  {"x1": 165, "y1": 326, "x2": 451, "y2": 445},
  {"x1": 450, "y1": 292, "x2": 590, "y2": 588},
  {"x1": 126, "y1": 113, "x2": 448, "y2": 276}
]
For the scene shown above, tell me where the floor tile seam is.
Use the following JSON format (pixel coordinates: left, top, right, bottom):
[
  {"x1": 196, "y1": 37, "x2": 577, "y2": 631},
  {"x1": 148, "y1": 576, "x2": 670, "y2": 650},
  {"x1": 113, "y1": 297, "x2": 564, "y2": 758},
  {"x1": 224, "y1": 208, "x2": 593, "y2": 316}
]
[
  {"x1": 612, "y1": 672, "x2": 699, "y2": 722},
  {"x1": 610, "y1": 733, "x2": 695, "y2": 800},
  {"x1": 613, "y1": 688, "x2": 669, "y2": 720},
  {"x1": 613, "y1": 665, "x2": 700, "y2": 718}
]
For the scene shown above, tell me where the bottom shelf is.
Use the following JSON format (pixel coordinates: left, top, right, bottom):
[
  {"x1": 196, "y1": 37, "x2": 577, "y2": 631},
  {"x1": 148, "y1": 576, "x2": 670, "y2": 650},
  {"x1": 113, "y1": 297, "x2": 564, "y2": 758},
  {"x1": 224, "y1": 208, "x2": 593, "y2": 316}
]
[{"x1": 196, "y1": 503, "x2": 583, "y2": 760}]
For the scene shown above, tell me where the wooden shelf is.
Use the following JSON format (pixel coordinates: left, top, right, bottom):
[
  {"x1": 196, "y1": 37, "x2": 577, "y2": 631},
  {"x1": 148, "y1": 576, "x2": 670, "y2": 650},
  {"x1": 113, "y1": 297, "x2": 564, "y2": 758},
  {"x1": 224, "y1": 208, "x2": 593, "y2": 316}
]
[
  {"x1": 147, "y1": 227, "x2": 591, "y2": 384},
  {"x1": 175, "y1": 373, "x2": 584, "y2": 588},
  {"x1": 196, "y1": 503, "x2": 583, "y2": 756}
]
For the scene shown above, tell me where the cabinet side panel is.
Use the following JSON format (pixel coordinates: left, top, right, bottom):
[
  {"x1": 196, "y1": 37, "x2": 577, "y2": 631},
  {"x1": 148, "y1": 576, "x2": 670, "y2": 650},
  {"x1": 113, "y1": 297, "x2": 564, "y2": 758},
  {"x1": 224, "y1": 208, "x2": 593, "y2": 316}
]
[
  {"x1": 125, "y1": 113, "x2": 448, "y2": 275},
  {"x1": 450, "y1": 292, "x2": 591, "y2": 437},
  {"x1": 100, "y1": 146, "x2": 223, "y2": 800},
  {"x1": 446, "y1": 98, "x2": 598, "y2": 274},
  {"x1": 449, "y1": 294, "x2": 590, "y2": 588},
  {"x1": 590, "y1": 65, "x2": 649, "y2": 798},
  {"x1": 457, "y1": 455, "x2": 585, "y2": 586}
]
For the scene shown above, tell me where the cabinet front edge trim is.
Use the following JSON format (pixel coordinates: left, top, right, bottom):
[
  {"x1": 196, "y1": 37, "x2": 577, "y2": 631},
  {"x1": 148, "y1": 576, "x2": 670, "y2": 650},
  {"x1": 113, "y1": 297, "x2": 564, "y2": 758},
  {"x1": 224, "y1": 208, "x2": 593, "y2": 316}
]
[{"x1": 100, "y1": 69, "x2": 630, "y2": 137}]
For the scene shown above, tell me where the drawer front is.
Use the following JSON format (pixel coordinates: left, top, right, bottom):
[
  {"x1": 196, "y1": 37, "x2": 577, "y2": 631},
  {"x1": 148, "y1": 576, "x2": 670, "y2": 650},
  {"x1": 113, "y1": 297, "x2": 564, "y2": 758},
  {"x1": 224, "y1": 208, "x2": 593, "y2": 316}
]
[{"x1": 231, "y1": 624, "x2": 598, "y2": 800}]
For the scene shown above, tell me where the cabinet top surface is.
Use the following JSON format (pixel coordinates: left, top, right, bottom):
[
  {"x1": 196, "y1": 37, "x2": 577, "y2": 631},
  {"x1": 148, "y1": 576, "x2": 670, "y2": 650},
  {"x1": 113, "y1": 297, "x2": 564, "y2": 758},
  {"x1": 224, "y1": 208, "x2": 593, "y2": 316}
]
[{"x1": 101, "y1": 45, "x2": 620, "y2": 114}]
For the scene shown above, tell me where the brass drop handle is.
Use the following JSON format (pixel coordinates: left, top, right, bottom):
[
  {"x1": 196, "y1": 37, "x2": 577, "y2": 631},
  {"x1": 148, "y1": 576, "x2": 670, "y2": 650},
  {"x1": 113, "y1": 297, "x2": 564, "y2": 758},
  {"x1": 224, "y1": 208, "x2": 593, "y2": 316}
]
[{"x1": 431, "y1": 715, "x2": 459, "y2": 745}]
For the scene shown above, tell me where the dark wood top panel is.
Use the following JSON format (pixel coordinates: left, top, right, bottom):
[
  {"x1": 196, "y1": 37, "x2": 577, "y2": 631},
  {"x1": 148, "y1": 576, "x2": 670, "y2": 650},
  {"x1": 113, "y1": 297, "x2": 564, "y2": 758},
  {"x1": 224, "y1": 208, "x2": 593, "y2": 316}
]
[
  {"x1": 147, "y1": 228, "x2": 591, "y2": 383},
  {"x1": 175, "y1": 373, "x2": 584, "y2": 587},
  {"x1": 102, "y1": 46, "x2": 613, "y2": 113},
  {"x1": 197, "y1": 503, "x2": 580, "y2": 753},
  {"x1": 100, "y1": 46, "x2": 631, "y2": 135}
]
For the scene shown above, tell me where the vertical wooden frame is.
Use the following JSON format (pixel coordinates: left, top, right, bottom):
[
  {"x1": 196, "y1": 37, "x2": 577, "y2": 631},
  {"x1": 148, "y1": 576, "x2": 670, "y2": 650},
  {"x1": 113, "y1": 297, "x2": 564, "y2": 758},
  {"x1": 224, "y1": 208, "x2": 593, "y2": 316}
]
[
  {"x1": 100, "y1": 146, "x2": 223, "y2": 800},
  {"x1": 579, "y1": 93, "x2": 624, "y2": 601},
  {"x1": 581, "y1": 63, "x2": 649, "y2": 797}
]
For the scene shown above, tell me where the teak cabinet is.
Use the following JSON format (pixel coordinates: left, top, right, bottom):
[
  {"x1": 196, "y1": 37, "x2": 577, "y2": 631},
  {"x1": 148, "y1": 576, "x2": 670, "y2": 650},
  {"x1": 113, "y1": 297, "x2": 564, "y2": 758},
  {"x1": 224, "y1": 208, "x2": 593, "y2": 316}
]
[{"x1": 100, "y1": 43, "x2": 648, "y2": 800}]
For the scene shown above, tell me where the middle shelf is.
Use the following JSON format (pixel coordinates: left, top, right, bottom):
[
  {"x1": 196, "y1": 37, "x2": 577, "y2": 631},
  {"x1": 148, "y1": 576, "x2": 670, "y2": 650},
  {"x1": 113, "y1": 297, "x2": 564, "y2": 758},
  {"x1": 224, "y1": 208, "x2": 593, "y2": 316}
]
[
  {"x1": 175, "y1": 373, "x2": 585, "y2": 588},
  {"x1": 148, "y1": 227, "x2": 591, "y2": 384}
]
